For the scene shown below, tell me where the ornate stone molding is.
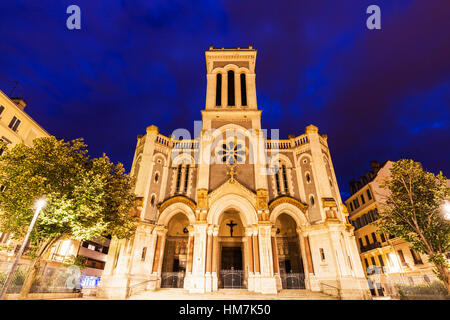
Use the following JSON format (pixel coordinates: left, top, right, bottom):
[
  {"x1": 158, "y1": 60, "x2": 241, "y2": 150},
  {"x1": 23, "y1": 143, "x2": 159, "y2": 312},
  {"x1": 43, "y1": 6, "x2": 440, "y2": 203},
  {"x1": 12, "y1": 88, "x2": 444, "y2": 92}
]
[
  {"x1": 196, "y1": 188, "x2": 209, "y2": 209},
  {"x1": 268, "y1": 196, "x2": 308, "y2": 214},
  {"x1": 256, "y1": 189, "x2": 268, "y2": 210},
  {"x1": 157, "y1": 195, "x2": 196, "y2": 214},
  {"x1": 321, "y1": 197, "x2": 337, "y2": 208}
]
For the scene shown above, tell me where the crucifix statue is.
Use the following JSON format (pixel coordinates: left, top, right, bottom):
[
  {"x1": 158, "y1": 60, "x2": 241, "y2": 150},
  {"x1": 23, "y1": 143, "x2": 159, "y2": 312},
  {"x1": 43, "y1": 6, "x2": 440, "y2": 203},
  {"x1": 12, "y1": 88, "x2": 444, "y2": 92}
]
[
  {"x1": 227, "y1": 165, "x2": 237, "y2": 183},
  {"x1": 226, "y1": 220, "x2": 237, "y2": 237}
]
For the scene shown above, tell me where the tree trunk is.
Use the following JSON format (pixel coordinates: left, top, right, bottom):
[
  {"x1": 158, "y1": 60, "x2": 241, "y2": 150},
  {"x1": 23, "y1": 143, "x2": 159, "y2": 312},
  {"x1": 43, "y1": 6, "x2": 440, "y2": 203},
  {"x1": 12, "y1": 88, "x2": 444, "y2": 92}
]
[
  {"x1": 435, "y1": 264, "x2": 450, "y2": 295},
  {"x1": 18, "y1": 237, "x2": 59, "y2": 299},
  {"x1": 18, "y1": 257, "x2": 40, "y2": 299}
]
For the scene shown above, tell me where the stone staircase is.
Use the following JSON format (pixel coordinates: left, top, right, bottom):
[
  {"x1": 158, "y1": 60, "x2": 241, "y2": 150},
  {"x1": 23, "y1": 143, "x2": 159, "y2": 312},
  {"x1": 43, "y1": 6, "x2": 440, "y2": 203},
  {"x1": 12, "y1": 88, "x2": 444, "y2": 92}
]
[{"x1": 128, "y1": 288, "x2": 339, "y2": 300}]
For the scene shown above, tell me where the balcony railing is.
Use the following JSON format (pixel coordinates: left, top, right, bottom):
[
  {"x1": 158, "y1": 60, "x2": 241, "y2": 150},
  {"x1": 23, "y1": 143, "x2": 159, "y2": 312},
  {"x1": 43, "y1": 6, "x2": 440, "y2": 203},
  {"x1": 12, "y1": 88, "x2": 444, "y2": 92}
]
[{"x1": 360, "y1": 241, "x2": 381, "y2": 253}]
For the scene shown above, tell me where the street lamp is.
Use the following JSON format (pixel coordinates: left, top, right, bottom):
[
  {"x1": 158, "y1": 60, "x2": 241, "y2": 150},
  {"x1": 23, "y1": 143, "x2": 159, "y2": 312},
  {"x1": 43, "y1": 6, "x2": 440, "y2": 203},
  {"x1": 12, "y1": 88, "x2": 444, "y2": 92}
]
[
  {"x1": 443, "y1": 200, "x2": 450, "y2": 221},
  {"x1": 0, "y1": 196, "x2": 47, "y2": 300}
]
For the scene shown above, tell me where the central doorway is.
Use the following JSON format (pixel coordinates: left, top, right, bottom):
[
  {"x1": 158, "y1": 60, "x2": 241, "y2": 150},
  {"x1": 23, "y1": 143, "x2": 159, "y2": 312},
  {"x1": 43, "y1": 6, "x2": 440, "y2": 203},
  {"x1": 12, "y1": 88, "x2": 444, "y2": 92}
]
[
  {"x1": 218, "y1": 209, "x2": 245, "y2": 289},
  {"x1": 219, "y1": 245, "x2": 244, "y2": 288},
  {"x1": 221, "y1": 247, "x2": 242, "y2": 270}
]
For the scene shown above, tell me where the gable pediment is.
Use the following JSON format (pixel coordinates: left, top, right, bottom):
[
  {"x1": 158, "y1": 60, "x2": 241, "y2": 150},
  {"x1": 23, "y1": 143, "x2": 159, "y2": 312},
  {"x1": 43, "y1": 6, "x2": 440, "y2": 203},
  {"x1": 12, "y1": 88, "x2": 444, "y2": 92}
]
[{"x1": 208, "y1": 178, "x2": 257, "y2": 208}]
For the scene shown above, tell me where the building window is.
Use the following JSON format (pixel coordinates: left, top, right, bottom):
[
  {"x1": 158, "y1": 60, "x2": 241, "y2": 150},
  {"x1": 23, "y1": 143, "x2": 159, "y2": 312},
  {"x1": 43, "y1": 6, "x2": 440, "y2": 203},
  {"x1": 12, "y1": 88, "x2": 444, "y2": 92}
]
[
  {"x1": 219, "y1": 140, "x2": 245, "y2": 164},
  {"x1": 282, "y1": 165, "x2": 288, "y2": 194},
  {"x1": 310, "y1": 195, "x2": 315, "y2": 206},
  {"x1": 141, "y1": 247, "x2": 147, "y2": 261},
  {"x1": 397, "y1": 250, "x2": 407, "y2": 266},
  {"x1": 216, "y1": 74, "x2": 222, "y2": 106},
  {"x1": 380, "y1": 233, "x2": 386, "y2": 242},
  {"x1": 364, "y1": 258, "x2": 369, "y2": 270},
  {"x1": 378, "y1": 255, "x2": 385, "y2": 268},
  {"x1": 275, "y1": 169, "x2": 281, "y2": 194},
  {"x1": 360, "y1": 194, "x2": 365, "y2": 205},
  {"x1": 366, "y1": 189, "x2": 372, "y2": 200},
  {"x1": 184, "y1": 164, "x2": 190, "y2": 193},
  {"x1": 175, "y1": 164, "x2": 182, "y2": 193},
  {"x1": 370, "y1": 256, "x2": 376, "y2": 267},
  {"x1": 154, "y1": 172, "x2": 159, "y2": 183},
  {"x1": 240, "y1": 73, "x2": 247, "y2": 106},
  {"x1": 305, "y1": 173, "x2": 311, "y2": 183},
  {"x1": 150, "y1": 195, "x2": 156, "y2": 207},
  {"x1": 0, "y1": 105, "x2": 4, "y2": 116},
  {"x1": 349, "y1": 203, "x2": 354, "y2": 211},
  {"x1": 358, "y1": 238, "x2": 364, "y2": 248},
  {"x1": 320, "y1": 248, "x2": 325, "y2": 261},
  {"x1": 227, "y1": 70, "x2": 235, "y2": 106},
  {"x1": 371, "y1": 232, "x2": 377, "y2": 243},
  {"x1": 365, "y1": 235, "x2": 370, "y2": 245},
  {"x1": 410, "y1": 249, "x2": 423, "y2": 265},
  {"x1": 8, "y1": 116, "x2": 21, "y2": 132}
]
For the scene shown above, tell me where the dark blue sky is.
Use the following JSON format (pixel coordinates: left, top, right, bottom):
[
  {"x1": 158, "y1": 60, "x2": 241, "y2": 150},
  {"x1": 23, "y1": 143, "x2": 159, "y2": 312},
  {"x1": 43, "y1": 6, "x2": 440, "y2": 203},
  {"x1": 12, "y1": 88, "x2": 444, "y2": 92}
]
[{"x1": 0, "y1": 0, "x2": 449, "y2": 199}]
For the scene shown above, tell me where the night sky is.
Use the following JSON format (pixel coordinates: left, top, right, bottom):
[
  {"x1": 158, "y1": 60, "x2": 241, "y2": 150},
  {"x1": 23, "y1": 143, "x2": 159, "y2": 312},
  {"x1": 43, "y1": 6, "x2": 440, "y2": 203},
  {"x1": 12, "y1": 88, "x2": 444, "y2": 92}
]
[{"x1": 0, "y1": 0, "x2": 449, "y2": 200}]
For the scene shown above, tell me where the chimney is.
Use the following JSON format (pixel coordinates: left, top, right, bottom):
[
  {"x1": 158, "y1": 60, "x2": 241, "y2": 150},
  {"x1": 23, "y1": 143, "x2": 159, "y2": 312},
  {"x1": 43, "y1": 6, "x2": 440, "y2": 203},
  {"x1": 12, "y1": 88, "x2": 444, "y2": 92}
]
[{"x1": 11, "y1": 97, "x2": 27, "y2": 111}]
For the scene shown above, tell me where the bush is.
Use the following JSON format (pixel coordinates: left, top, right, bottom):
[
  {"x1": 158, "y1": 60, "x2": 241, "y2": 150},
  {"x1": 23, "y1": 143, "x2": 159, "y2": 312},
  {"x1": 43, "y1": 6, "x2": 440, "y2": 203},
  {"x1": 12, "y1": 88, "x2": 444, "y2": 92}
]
[{"x1": 397, "y1": 281, "x2": 448, "y2": 299}]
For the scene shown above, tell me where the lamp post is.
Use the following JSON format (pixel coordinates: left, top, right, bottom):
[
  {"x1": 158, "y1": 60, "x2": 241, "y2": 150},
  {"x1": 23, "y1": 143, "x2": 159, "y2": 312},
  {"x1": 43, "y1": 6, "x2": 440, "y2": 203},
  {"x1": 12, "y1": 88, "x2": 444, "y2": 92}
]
[
  {"x1": 443, "y1": 200, "x2": 450, "y2": 221},
  {"x1": 0, "y1": 197, "x2": 46, "y2": 300}
]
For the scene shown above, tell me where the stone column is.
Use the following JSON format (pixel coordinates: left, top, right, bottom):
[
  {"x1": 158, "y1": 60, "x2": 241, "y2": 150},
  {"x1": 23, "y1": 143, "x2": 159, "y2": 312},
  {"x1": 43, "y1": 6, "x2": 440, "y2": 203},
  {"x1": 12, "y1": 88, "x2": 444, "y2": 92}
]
[
  {"x1": 235, "y1": 71, "x2": 241, "y2": 107},
  {"x1": 304, "y1": 235, "x2": 314, "y2": 274},
  {"x1": 246, "y1": 228, "x2": 254, "y2": 291},
  {"x1": 148, "y1": 227, "x2": 167, "y2": 290},
  {"x1": 246, "y1": 73, "x2": 257, "y2": 108},
  {"x1": 152, "y1": 236, "x2": 162, "y2": 274},
  {"x1": 221, "y1": 72, "x2": 227, "y2": 107},
  {"x1": 257, "y1": 225, "x2": 277, "y2": 294},
  {"x1": 205, "y1": 226, "x2": 213, "y2": 292},
  {"x1": 183, "y1": 226, "x2": 195, "y2": 290},
  {"x1": 205, "y1": 73, "x2": 216, "y2": 108},
  {"x1": 272, "y1": 227, "x2": 282, "y2": 291},
  {"x1": 186, "y1": 227, "x2": 194, "y2": 273},
  {"x1": 211, "y1": 226, "x2": 219, "y2": 291},
  {"x1": 190, "y1": 223, "x2": 208, "y2": 293},
  {"x1": 297, "y1": 228, "x2": 310, "y2": 289},
  {"x1": 271, "y1": 230, "x2": 279, "y2": 274},
  {"x1": 253, "y1": 232, "x2": 260, "y2": 274}
]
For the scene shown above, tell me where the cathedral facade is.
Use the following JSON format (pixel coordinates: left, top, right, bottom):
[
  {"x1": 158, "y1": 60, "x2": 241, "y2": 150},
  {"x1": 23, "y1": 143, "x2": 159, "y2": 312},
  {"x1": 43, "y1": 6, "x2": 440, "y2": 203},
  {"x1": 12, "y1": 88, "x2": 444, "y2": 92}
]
[{"x1": 97, "y1": 46, "x2": 371, "y2": 299}]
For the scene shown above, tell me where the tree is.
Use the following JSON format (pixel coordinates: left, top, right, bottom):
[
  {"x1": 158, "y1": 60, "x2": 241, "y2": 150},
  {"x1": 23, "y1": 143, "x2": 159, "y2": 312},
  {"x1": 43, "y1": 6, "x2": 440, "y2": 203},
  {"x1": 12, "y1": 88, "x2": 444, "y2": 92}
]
[
  {"x1": 376, "y1": 159, "x2": 450, "y2": 293},
  {"x1": 0, "y1": 137, "x2": 138, "y2": 298}
]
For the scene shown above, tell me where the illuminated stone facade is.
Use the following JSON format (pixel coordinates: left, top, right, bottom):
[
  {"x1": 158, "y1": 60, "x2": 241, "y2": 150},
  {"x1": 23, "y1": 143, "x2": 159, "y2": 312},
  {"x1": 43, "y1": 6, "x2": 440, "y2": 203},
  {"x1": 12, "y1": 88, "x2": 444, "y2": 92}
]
[{"x1": 97, "y1": 46, "x2": 371, "y2": 299}]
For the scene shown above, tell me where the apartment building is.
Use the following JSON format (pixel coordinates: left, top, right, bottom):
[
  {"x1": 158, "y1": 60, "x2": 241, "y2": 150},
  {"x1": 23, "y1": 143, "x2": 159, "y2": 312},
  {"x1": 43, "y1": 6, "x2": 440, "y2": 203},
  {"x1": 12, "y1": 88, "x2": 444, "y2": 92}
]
[{"x1": 346, "y1": 161, "x2": 440, "y2": 297}]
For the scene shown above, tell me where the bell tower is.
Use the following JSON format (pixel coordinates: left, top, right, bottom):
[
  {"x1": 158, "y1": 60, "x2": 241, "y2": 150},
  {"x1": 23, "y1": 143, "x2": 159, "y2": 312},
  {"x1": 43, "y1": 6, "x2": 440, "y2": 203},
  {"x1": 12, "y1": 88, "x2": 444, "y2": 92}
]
[{"x1": 204, "y1": 45, "x2": 257, "y2": 110}]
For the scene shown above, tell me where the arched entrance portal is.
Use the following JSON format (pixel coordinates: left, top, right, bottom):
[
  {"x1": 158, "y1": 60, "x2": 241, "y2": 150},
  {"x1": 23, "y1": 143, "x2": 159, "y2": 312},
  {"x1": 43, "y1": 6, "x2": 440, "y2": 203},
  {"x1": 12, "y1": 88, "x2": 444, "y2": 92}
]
[
  {"x1": 218, "y1": 209, "x2": 245, "y2": 289},
  {"x1": 161, "y1": 212, "x2": 189, "y2": 288},
  {"x1": 275, "y1": 213, "x2": 305, "y2": 289}
]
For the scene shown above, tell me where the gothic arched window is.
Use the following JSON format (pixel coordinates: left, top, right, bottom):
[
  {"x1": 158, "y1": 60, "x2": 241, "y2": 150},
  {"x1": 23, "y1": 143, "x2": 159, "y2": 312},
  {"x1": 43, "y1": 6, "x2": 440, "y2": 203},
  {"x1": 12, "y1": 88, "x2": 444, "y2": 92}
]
[
  {"x1": 218, "y1": 141, "x2": 244, "y2": 164},
  {"x1": 216, "y1": 74, "x2": 222, "y2": 106},
  {"x1": 240, "y1": 73, "x2": 247, "y2": 106},
  {"x1": 184, "y1": 164, "x2": 190, "y2": 193},
  {"x1": 228, "y1": 70, "x2": 235, "y2": 106},
  {"x1": 275, "y1": 166, "x2": 281, "y2": 194},
  {"x1": 282, "y1": 165, "x2": 288, "y2": 193},
  {"x1": 175, "y1": 164, "x2": 182, "y2": 193}
]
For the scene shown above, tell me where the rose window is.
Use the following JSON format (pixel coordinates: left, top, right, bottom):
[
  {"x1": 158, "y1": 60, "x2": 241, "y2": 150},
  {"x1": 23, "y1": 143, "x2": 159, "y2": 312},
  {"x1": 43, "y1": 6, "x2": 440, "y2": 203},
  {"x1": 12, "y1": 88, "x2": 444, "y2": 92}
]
[{"x1": 218, "y1": 141, "x2": 245, "y2": 164}]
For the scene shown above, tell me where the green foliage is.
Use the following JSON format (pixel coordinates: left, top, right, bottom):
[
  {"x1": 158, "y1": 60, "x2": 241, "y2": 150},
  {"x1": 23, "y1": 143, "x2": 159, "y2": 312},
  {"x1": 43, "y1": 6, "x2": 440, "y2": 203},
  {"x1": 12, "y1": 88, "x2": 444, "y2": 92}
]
[
  {"x1": 0, "y1": 137, "x2": 138, "y2": 259},
  {"x1": 63, "y1": 254, "x2": 87, "y2": 269},
  {"x1": 397, "y1": 281, "x2": 448, "y2": 298},
  {"x1": 377, "y1": 159, "x2": 450, "y2": 287},
  {"x1": 0, "y1": 266, "x2": 27, "y2": 293}
]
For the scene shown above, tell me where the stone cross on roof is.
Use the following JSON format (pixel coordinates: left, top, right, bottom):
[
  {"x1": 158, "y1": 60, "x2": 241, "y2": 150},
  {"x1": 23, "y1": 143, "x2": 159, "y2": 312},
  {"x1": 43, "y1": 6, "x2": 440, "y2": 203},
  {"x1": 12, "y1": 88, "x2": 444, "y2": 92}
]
[{"x1": 227, "y1": 165, "x2": 237, "y2": 183}]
